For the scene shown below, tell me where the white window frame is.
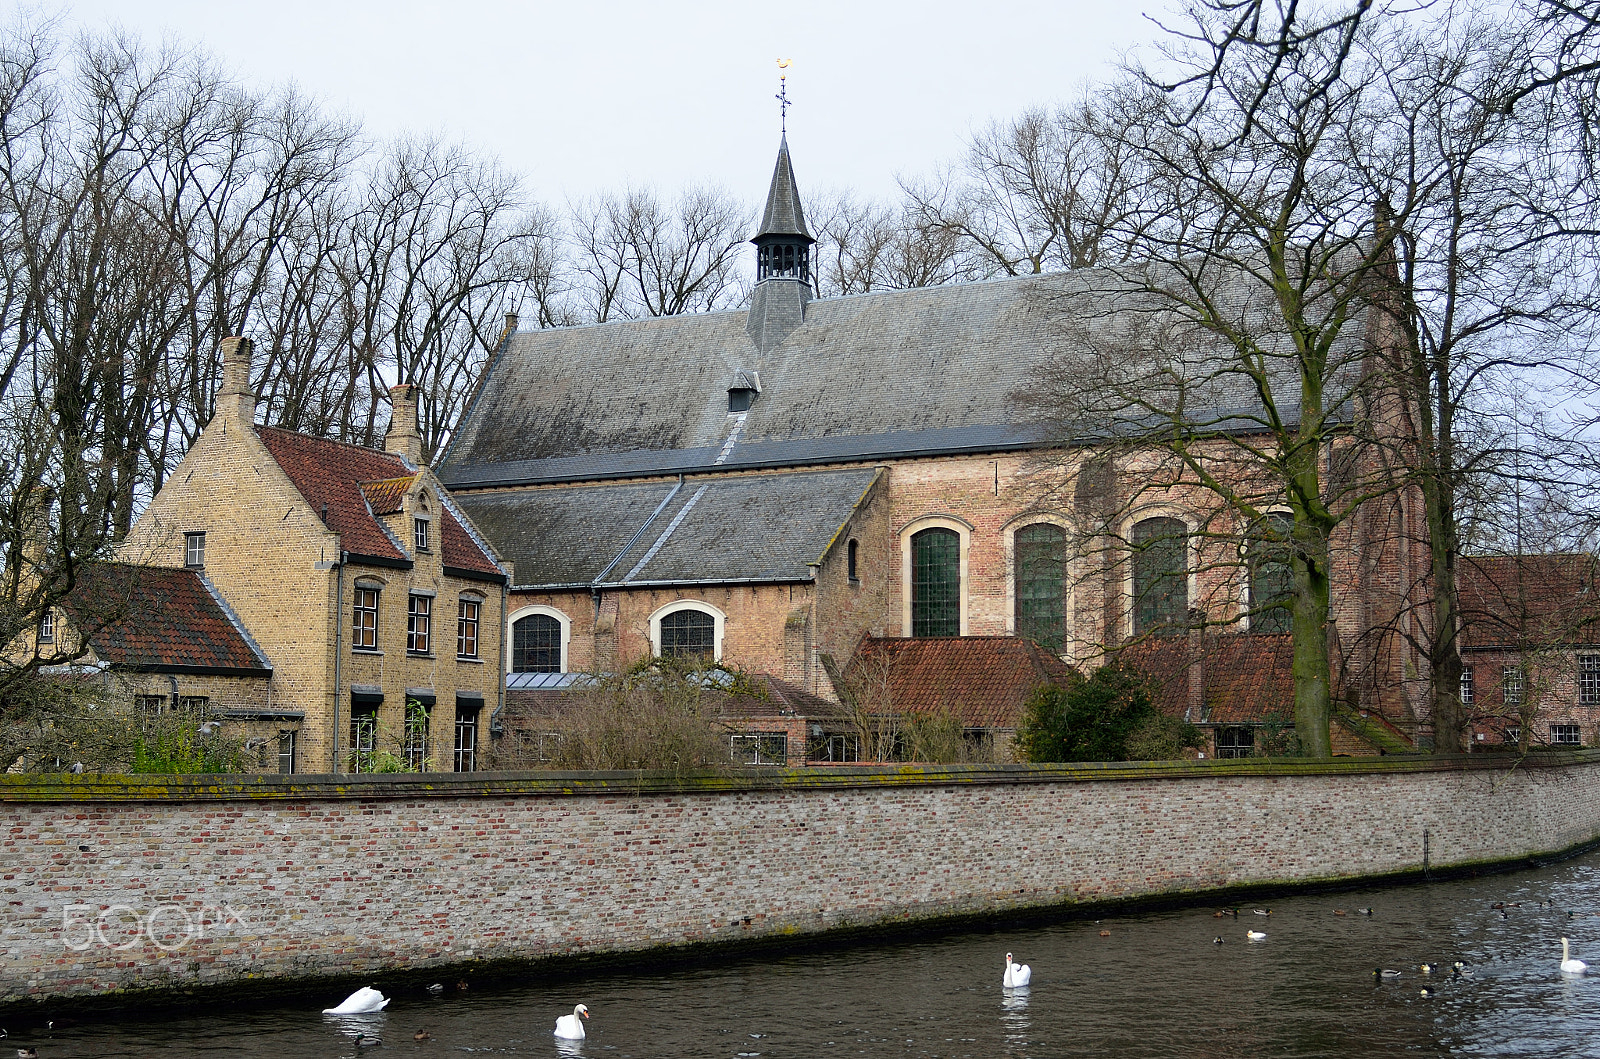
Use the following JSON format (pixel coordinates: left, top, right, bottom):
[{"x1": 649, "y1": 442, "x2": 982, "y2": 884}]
[
  {"x1": 1119, "y1": 508, "x2": 1199, "y2": 639},
  {"x1": 184, "y1": 531, "x2": 206, "y2": 568},
  {"x1": 649, "y1": 599, "x2": 726, "y2": 662},
  {"x1": 506, "y1": 604, "x2": 572, "y2": 673},
  {"x1": 898, "y1": 515, "x2": 972, "y2": 638}
]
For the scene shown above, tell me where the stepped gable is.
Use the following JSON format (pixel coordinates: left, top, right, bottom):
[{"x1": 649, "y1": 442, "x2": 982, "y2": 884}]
[
  {"x1": 1458, "y1": 553, "x2": 1600, "y2": 646},
  {"x1": 844, "y1": 636, "x2": 1075, "y2": 728},
  {"x1": 453, "y1": 466, "x2": 882, "y2": 589},
  {"x1": 63, "y1": 563, "x2": 271, "y2": 675}
]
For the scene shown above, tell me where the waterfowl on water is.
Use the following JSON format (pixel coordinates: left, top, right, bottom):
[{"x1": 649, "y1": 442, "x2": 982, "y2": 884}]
[
  {"x1": 555, "y1": 1004, "x2": 590, "y2": 1040},
  {"x1": 1420, "y1": 986, "x2": 1436, "y2": 997},
  {"x1": 323, "y1": 986, "x2": 388, "y2": 1015},
  {"x1": 1003, "y1": 953, "x2": 1032, "y2": 987},
  {"x1": 1375, "y1": 968, "x2": 1402, "y2": 978},
  {"x1": 1213, "y1": 936, "x2": 1225, "y2": 944},
  {"x1": 1421, "y1": 963, "x2": 1436, "y2": 974},
  {"x1": 1561, "y1": 937, "x2": 1588, "y2": 975},
  {"x1": 414, "y1": 1029, "x2": 432, "y2": 1041},
  {"x1": 1334, "y1": 909, "x2": 1347, "y2": 916},
  {"x1": 1099, "y1": 930, "x2": 1111, "y2": 937},
  {"x1": 1253, "y1": 909, "x2": 1271, "y2": 916},
  {"x1": 17, "y1": 1048, "x2": 38, "y2": 1059},
  {"x1": 1358, "y1": 908, "x2": 1374, "y2": 916},
  {"x1": 353, "y1": 1032, "x2": 381, "y2": 1048},
  {"x1": 1246, "y1": 930, "x2": 1267, "y2": 940},
  {"x1": 426, "y1": 982, "x2": 444, "y2": 995}
]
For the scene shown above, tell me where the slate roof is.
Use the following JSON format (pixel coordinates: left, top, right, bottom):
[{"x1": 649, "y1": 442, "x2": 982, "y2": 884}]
[
  {"x1": 62, "y1": 563, "x2": 271, "y2": 675},
  {"x1": 1458, "y1": 553, "x2": 1600, "y2": 648},
  {"x1": 1120, "y1": 633, "x2": 1297, "y2": 725},
  {"x1": 439, "y1": 265, "x2": 1365, "y2": 490},
  {"x1": 454, "y1": 467, "x2": 882, "y2": 588},
  {"x1": 754, "y1": 134, "x2": 812, "y2": 241},
  {"x1": 257, "y1": 427, "x2": 501, "y2": 577},
  {"x1": 843, "y1": 636, "x2": 1075, "y2": 729}
]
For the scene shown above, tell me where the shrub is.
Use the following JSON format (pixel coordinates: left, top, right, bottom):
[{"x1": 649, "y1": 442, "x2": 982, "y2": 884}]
[{"x1": 1014, "y1": 661, "x2": 1199, "y2": 762}]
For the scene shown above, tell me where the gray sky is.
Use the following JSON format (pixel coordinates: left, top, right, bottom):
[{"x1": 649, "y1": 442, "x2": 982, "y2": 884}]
[{"x1": 51, "y1": 0, "x2": 1158, "y2": 207}]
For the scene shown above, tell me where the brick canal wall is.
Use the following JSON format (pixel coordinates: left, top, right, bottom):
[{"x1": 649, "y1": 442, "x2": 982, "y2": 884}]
[{"x1": 5, "y1": 753, "x2": 1600, "y2": 1009}]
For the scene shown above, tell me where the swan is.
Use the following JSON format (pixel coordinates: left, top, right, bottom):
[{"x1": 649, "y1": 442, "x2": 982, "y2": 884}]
[
  {"x1": 1003, "y1": 952, "x2": 1032, "y2": 988},
  {"x1": 323, "y1": 986, "x2": 389, "y2": 1014},
  {"x1": 1561, "y1": 937, "x2": 1588, "y2": 975},
  {"x1": 555, "y1": 1004, "x2": 589, "y2": 1039},
  {"x1": 1246, "y1": 930, "x2": 1266, "y2": 940}
]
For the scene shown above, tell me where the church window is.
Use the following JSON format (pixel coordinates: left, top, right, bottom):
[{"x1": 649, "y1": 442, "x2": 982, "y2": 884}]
[
  {"x1": 660, "y1": 608, "x2": 716, "y2": 659},
  {"x1": 1132, "y1": 517, "x2": 1188, "y2": 635},
  {"x1": 911, "y1": 528, "x2": 961, "y2": 636},
  {"x1": 1248, "y1": 512, "x2": 1294, "y2": 634},
  {"x1": 513, "y1": 613, "x2": 563, "y2": 673},
  {"x1": 848, "y1": 539, "x2": 859, "y2": 582},
  {"x1": 1014, "y1": 523, "x2": 1066, "y2": 651}
]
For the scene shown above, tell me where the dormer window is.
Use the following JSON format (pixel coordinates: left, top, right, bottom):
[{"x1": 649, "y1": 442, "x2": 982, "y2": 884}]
[
  {"x1": 414, "y1": 517, "x2": 430, "y2": 553},
  {"x1": 728, "y1": 370, "x2": 761, "y2": 413}
]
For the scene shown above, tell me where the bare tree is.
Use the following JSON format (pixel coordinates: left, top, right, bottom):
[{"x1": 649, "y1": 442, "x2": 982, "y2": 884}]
[{"x1": 807, "y1": 189, "x2": 967, "y2": 297}]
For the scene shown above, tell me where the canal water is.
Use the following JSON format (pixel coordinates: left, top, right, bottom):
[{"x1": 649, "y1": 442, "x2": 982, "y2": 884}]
[{"x1": 18, "y1": 848, "x2": 1600, "y2": 1058}]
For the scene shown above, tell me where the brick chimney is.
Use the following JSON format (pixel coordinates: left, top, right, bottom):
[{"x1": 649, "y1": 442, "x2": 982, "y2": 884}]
[
  {"x1": 216, "y1": 337, "x2": 256, "y2": 423},
  {"x1": 385, "y1": 384, "x2": 422, "y2": 465}
]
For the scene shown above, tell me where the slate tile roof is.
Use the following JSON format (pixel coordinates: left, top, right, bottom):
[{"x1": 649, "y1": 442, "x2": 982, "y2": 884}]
[
  {"x1": 1458, "y1": 553, "x2": 1600, "y2": 648},
  {"x1": 843, "y1": 636, "x2": 1075, "y2": 729},
  {"x1": 256, "y1": 427, "x2": 499, "y2": 576},
  {"x1": 455, "y1": 467, "x2": 882, "y2": 588},
  {"x1": 1119, "y1": 633, "x2": 1296, "y2": 725},
  {"x1": 63, "y1": 563, "x2": 271, "y2": 674}
]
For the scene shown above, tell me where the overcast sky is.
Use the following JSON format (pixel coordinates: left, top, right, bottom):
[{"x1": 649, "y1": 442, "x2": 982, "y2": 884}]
[{"x1": 46, "y1": 0, "x2": 1160, "y2": 209}]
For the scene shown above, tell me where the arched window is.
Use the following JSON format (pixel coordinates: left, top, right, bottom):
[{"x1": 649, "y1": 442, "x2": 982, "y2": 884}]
[
  {"x1": 1132, "y1": 517, "x2": 1188, "y2": 635},
  {"x1": 911, "y1": 527, "x2": 961, "y2": 636},
  {"x1": 1248, "y1": 512, "x2": 1294, "y2": 634},
  {"x1": 1014, "y1": 523, "x2": 1066, "y2": 651},
  {"x1": 512, "y1": 613, "x2": 563, "y2": 672},
  {"x1": 659, "y1": 608, "x2": 716, "y2": 659}
]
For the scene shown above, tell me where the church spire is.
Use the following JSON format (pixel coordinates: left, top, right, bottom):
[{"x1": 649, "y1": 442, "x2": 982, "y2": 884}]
[{"x1": 752, "y1": 134, "x2": 814, "y2": 282}]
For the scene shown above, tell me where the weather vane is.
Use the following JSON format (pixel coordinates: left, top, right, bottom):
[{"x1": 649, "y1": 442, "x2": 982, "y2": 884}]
[{"x1": 776, "y1": 58, "x2": 792, "y2": 132}]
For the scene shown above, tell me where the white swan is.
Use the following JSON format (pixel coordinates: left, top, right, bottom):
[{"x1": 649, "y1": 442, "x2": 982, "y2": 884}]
[
  {"x1": 555, "y1": 1004, "x2": 589, "y2": 1039},
  {"x1": 1246, "y1": 930, "x2": 1266, "y2": 940},
  {"x1": 1003, "y1": 952, "x2": 1031, "y2": 988},
  {"x1": 1561, "y1": 936, "x2": 1588, "y2": 975},
  {"x1": 323, "y1": 986, "x2": 389, "y2": 1015}
]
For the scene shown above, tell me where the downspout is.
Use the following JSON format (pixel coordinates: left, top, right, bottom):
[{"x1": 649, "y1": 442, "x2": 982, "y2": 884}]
[
  {"x1": 169, "y1": 675, "x2": 179, "y2": 713},
  {"x1": 490, "y1": 578, "x2": 508, "y2": 738},
  {"x1": 331, "y1": 551, "x2": 346, "y2": 773}
]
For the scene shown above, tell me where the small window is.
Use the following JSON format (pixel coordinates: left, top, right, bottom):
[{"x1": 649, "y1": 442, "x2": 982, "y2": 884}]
[
  {"x1": 277, "y1": 730, "x2": 297, "y2": 774},
  {"x1": 1552, "y1": 724, "x2": 1582, "y2": 746},
  {"x1": 1459, "y1": 666, "x2": 1475, "y2": 709},
  {"x1": 414, "y1": 517, "x2": 430, "y2": 553},
  {"x1": 404, "y1": 699, "x2": 430, "y2": 770},
  {"x1": 180, "y1": 696, "x2": 210, "y2": 712},
  {"x1": 1503, "y1": 666, "x2": 1524, "y2": 707},
  {"x1": 37, "y1": 609, "x2": 54, "y2": 645},
  {"x1": 407, "y1": 594, "x2": 431, "y2": 655},
  {"x1": 1580, "y1": 656, "x2": 1600, "y2": 707},
  {"x1": 848, "y1": 539, "x2": 860, "y2": 582},
  {"x1": 730, "y1": 732, "x2": 788, "y2": 766},
  {"x1": 349, "y1": 705, "x2": 378, "y2": 773},
  {"x1": 1504, "y1": 725, "x2": 1522, "y2": 745},
  {"x1": 728, "y1": 388, "x2": 755, "y2": 413},
  {"x1": 659, "y1": 608, "x2": 716, "y2": 659},
  {"x1": 352, "y1": 586, "x2": 379, "y2": 650},
  {"x1": 454, "y1": 704, "x2": 479, "y2": 772},
  {"x1": 184, "y1": 532, "x2": 206, "y2": 568},
  {"x1": 1216, "y1": 726, "x2": 1255, "y2": 759},
  {"x1": 457, "y1": 598, "x2": 480, "y2": 659},
  {"x1": 136, "y1": 694, "x2": 168, "y2": 716}
]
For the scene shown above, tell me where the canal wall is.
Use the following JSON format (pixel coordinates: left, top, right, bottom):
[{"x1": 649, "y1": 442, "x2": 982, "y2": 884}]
[{"x1": 4, "y1": 752, "x2": 1600, "y2": 1010}]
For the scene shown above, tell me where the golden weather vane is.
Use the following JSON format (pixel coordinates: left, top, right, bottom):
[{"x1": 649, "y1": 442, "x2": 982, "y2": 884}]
[{"x1": 776, "y1": 58, "x2": 793, "y2": 132}]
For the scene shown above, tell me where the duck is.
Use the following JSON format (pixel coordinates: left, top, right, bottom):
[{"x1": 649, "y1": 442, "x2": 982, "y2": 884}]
[
  {"x1": 426, "y1": 982, "x2": 444, "y2": 996},
  {"x1": 1098, "y1": 929, "x2": 1111, "y2": 937},
  {"x1": 17, "y1": 1049, "x2": 37, "y2": 1059},
  {"x1": 414, "y1": 1029, "x2": 432, "y2": 1041},
  {"x1": 1003, "y1": 952, "x2": 1032, "y2": 987},
  {"x1": 1375, "y1": 968, "x2": 1402, "y2": 978},
  {"x1": 1357, "y1": 908, "x2": 1374, "y2": 916},
  {"x1": 323, "y1": 986, "x2": 389, "y2": 1014},
  {"x1": 1420, "y1": 986, "x2": 1436, "y2": 998},
  {"x1": 1561, "y1": 936, "x2": 1588, "y2": 975},
  {"x1": 1246, "y1": 930, "x2": 1267, "y2": 940},
  {"x1": 1253, "y1": 909, "x2": 1271, "y2": 917},
  {"x1": 1421, "y1": 963, "x2": 1436, "y2": 974},
  {"x1": 1334, "y1": 909, "x2": 1347, "y2": 916},
  {"x1": 1213, "y1": 936, "x2": 1225, "y2": 944},
  {"x1": 353, "y1": 1032, "x2": 381, "y2": 1048},
  {"x1": 555, "y1": 1004, "x2": 589, "y2": 1040}
]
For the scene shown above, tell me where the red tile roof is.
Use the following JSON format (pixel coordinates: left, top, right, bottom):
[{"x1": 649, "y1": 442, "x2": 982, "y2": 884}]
[
  {"x1": 63, "y1": 563, "x2": 270, "y2": 674},
  {"x1": 257, "y1": 427, "x2": 499, "y2": 577},
  {"x1": 844, "y1": 636, "x2": 1075, "y2": 728},
  {"x1": 506, "y1": 672, "x2": 844, "y2": 722},
  {"x1": 1458, "y1": 553, "x2": 1600, "y2": 648},
  {"x1": 1120, "y1": 633, "x2": 1296, "y2": 725}
]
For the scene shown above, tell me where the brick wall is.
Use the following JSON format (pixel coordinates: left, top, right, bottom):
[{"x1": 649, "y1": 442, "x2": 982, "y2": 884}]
[{"x1": 4, "y1": 753, "x2": 1599, "y2": 1008}]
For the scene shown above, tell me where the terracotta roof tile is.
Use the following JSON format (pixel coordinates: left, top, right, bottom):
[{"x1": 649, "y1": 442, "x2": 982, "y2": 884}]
[
  {"x1": 63, "y1": 563, "x2": 270, "y2": 674},
  {"x1": 360, "y1": 476, "x2": 417, "y2": 516},
  {"x1": 1458, "y1": 553, "x2": 1600, "y2": 648},
  {"x1": 1120, "y1": 633, "x2": 1296, "y2": 725},
  {"x1": 844, "y1": 636, "x2": 1075, "y2": 728},
  {"x1": 439, "y1": 505, "x2": 503, "y2": 578}
]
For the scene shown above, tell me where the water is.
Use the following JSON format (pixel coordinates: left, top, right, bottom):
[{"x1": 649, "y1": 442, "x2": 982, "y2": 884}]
[{"x1": 19, "y1": 849, "x2": 1600, "y2": 1058}]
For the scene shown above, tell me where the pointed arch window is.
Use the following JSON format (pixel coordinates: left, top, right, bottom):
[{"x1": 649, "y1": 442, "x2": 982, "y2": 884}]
[
  {"x1": 911, "y1": 528, "x2": 961, "y2": 636},
  {"x1": 1132, "y1": 517, "x2": 1188, "y2": 635},
  {"x1": 1014, "y1": 523, "x2": 1066, "y2": 651},
  {"x1": 1248, "y1": 512, "x2": 1294, "y2": 634}
]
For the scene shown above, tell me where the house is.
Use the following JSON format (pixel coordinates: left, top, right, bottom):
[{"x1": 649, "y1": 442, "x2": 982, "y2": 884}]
[{"x1": 117, "y1": 338, "x2": 508, "y2": 773}]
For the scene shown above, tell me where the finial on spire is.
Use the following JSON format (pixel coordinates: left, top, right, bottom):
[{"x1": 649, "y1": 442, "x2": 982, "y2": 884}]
[{"x1": 775, "y1": 58, "x2": 792, "y2": 133}]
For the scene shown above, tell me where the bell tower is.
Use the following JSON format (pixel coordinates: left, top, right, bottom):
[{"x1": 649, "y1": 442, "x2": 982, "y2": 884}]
[{"x1": 747, "y1": 66, "x2": 815, "y2": 353}]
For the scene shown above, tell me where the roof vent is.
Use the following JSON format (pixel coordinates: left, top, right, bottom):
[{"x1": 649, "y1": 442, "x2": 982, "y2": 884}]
[{"x1": 728, "y1": 369, "x2": 761, "y2": 413}]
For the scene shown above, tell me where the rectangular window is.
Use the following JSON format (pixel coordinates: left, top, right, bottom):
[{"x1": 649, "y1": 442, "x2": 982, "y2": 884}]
[
  {"x1": 179, "y1": 696, "x2": 209, "y2": 712},
  {"x1": 1459, "y1": 666, "x2": 1475, "y2": 709},
  {"x1": 414, "y1": 517, "x2": 430, "y2": 553},
  {"x1": 457, "y1": 599, "x2": 480, "y2": 659},
  {"x1": 730, "y1": 732, "x2": 788, "y2": 766},
  {"x1": 1216, "y1": 726, "x2": 1256, "y2": 759},
  {"x1": 1505, "y1": 726, "x2": 1522, "y2": 746},
  {"x1": 807, "y1": 732, "x2": 860, "y2": 763},
  {"x1": 1580, "y1": 656, "x2": 1600, "y2": 707},
  {"x1": 352, "y1": 587, "x2": 379, "y2": 650},
  {"x1": 1552, "y1": 724, "x2": 1582, "y2": 746},
  {"x1": 404, "y1": 700, "x2": 430, "y2": 771},
  {"x1": 37, "y1": 610, "x2": 54, "y2": 645},
  {"x1": 136, "y1": 694, "x2": 168, "y2": 716},
  {"x1": 184, "y1": 532, "x2": 206, "y2": 568},
  {"x1": 454, "y1": 705, "x2": 479, "y2": 772},
  {"x1": 277, "y1": 730, "x2": 296, "y2": 774},
  {"x1": 407, "y1": 594, "x2": 431, "y2": 654},
  {"x1": 349, "y1": 705, "x2": 378, "y2": 773},
  {"x1": 1502, "y1": 666, "x2": 1524, "y2": 708}
]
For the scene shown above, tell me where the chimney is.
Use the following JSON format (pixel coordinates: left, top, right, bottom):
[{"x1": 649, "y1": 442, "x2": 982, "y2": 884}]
[
  {"x1": 216, "y1": 337, "x2": 256, "y2": 423},
  {"x1": 503, "y1": 312, "x2": 519, "y2": 340},
  {"x1": 385, "y1": 384, "x2": 422, "y2": 465},
  {"x1": 21, "y1": 485, "x2": 54, "y2": 568}
]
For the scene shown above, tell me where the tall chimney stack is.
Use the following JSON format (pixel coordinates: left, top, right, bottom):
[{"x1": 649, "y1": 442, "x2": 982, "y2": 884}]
[
  {"x1": 385, "y1": 384, "x2": 422, "y2": 465},
  {"x1": 217, "y1": 337, "x2": 256, "y2": 424}
]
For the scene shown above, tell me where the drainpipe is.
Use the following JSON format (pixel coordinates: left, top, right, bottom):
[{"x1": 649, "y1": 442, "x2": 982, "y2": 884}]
[
  {"x1": 490, "y1": 578, "x2": 508, "y2": 738},
  {"x1": 331, "y1": 551, "x2": 346, "y2": 773},
  {"x1": 169, "y1": 675, "x2": 179, "y2": 714}
]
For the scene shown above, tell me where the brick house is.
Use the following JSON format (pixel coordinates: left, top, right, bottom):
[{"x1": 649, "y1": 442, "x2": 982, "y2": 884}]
[
  {"x1": 118, "y1": 339, "x2": 508, "y2": 773},
  {"x1": 435, "y1": 134, "x2": 1430, "y2": 754}
]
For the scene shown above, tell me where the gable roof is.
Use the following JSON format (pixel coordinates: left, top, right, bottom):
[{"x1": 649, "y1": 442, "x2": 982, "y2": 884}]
[
  {"x1": 438, "y1": 266, "x2": 1364, "y2": 491},
  {"x1": 455, "y1": 466, "x2": 881, "y2": 589},
  {"x1": 843, "y1": 636, "x2": 1075, "y2": 729},
  {"x1": 63, "y1": 563, "x2": 271, "y2": 676},
  {"x1": 1458, "y1": 553, "x2": 1600, "y2": 649},
  {"x1": 256, "y1": 427, "x2": 501, "y2": 578}
]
